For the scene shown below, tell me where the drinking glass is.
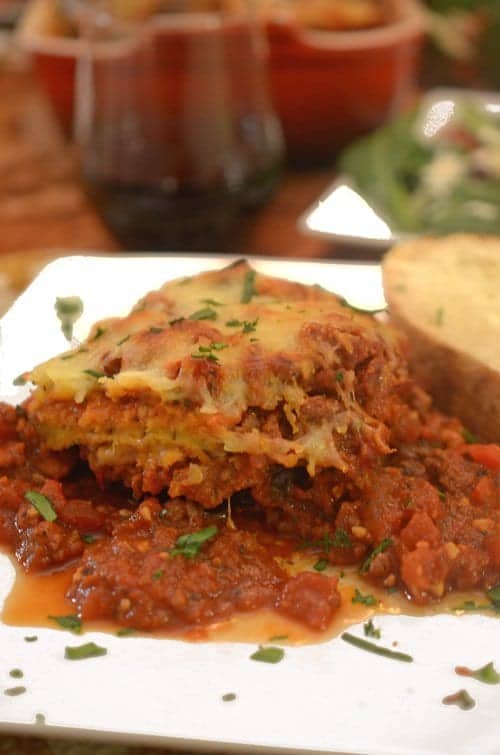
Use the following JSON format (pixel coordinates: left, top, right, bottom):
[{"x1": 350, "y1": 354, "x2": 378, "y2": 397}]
[{"x1": 72, "y1": 0, "x2": 284, "y2": 251}]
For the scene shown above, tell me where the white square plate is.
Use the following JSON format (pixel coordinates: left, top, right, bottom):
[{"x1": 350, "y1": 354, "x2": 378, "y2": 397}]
[
  {"x1": 299, "y1": 88, "x2": 500, "y2": 250},
  {"x1": 0, "y1": 254, "x2": 499, "y2": 755}
]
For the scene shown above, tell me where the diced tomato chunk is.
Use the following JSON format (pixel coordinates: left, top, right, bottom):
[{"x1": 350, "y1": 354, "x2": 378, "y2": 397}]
[
  {"x1": 465, "y1": 444, "x2": 500, "y2": 472},
  {"x1": 278, "y1": 571, "x2": 340, "y2": 631}
]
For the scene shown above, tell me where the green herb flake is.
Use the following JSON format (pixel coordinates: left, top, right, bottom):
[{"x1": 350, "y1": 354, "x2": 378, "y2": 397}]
[
  {"x1": 241, "y1": 270, "x2": 257, "y2": 304},
  {"x1": 435, "y1": 307, "x2": 445, "y2": 326},
  {"x1": 189, "y1": 307, "x2": 217, "y2": 321},
  {"x1": 442, "y1": 689, "x2": 475, "y2": 710},
  {"x1": 462, "y1": 428, "x2": 478, "y2": 444},
  {"x1": 341, "y1": 633, "x2": 413, "y2": 663},
  {"x1": 250, "y1": 646, "x2": 285, "y2": 664},
  {"x1": 152, "y1": 569, "x2": 164, "y2": 581},
  {"x1": 487, "y1": 585, "x2": 500, "y2": 608},
  {"x1": 55, "y1": 296, "x2": 84, "y2": 341},
  {"x1": 335, "y1": 371, "x2": 344, "y2": 383},
  {"x1": 35, "y1": 713, "x2": 46, "y2": 725},
  {"x1": 91, "y1": 327, "x2": 106, "y2": 341},
  {"x1": 116, "y1": 627, "x2": 135, "y2": 637},
  {"x1": 117, "y1": 334, "x2": 131, "y2": 346},
  {"x1": 364, "y1": 619, "x2": 381, "y2": 639},
  {"x1": 456, "y1": 661, "x2": 500, "y2": 685},
  {"x1": 268, "y1": 635, "x2": 288, "y2": 642},
  {"x1": 170, "y1": 525, "x2": 218, "y2": 559},
  {"x1": 82, "y1": 369, "x2": 105, "y2": 379},
  {"x1": 226, "y1": 319, "x2": 241, "y2": 327},
  {"x1": 149, "y1": 326, "x2": 164, "y2": 334},
  {"x1": 13, "y1": 373, "x2": 28, "y2": 386},
  {"x1": 452, "y1": 600, "x2": 490, "y2": 613},
  {"x1": 352, "y1": 588, "x2": 378, "y2": 607},
  {"x1": 4, "y1": 686, "x2": 27, "y2": 697},
  {"x1": 48, "y1": 614, "x2": 82, "y2": 634},
  {"x1": 24, "y1": 636, "x2": 38, "y2": 643},
  {"x1": 222, "y1": 692, "x2": 237, "y2": 702},
  {"x1": 82, "y1": 534, "x2": 95, "y2": 544},
  {"x1": 313, "y1": 558, "x2": 329, "y2": 572},
  {"x1": 64, "y1": 642, "x2": 107, "y2": 661},
  {"x1": 360, "y1": 538, "x2": 393, "y2": 574},
  {"x1": 24, "y1": 491, "x2": 57, "y2": 522},
  {"x1": 332, "y1": 528, "x2": 352, "y2": 548},
  {"x1": 9, "y1": 669, "x2": 23, "y2": 679},
  {"x1": 168, "y1": 317, "x2": 184, "y2": 326}
]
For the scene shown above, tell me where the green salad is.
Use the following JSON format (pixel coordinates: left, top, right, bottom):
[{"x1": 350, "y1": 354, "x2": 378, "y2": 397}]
[{"x1": 339, "y1": 100, "x2": 500, "y2": 235}]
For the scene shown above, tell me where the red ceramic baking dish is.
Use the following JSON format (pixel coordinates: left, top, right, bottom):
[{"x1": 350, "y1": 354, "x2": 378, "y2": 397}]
[{"x1": 18, "y1": 0, "x2": 425, "y2": 164}]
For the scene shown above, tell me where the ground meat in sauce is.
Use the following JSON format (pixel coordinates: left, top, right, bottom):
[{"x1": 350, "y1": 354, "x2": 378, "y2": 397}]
[{"x1": 0, "y1": 390, "x2": 499, "y2": 632}]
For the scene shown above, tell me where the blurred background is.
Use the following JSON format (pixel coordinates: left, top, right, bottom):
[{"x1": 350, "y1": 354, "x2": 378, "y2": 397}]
[{"x1": 1, "y1": 0, "x2": 500, "y2": 304}]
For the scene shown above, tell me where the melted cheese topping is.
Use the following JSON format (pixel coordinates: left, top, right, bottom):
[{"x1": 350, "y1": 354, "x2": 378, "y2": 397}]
[{"x1": 26, "y1": 261, "x2": 402, "y2": 492}]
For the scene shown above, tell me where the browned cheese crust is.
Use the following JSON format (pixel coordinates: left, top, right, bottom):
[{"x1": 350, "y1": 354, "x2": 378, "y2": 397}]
[{"x1": 25, "y1": 260, "x2": 414, "y2": 506}]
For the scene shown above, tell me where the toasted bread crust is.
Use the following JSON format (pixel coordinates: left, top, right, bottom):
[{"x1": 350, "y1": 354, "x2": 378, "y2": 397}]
[{"x1": 383, "y1": 234, "x2": 500, "y2": 443}]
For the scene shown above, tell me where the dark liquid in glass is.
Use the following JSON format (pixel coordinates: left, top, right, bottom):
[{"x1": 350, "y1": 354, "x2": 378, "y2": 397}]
[{"x1": 78, "y1": 13, "x2": 283, "y2": 251}]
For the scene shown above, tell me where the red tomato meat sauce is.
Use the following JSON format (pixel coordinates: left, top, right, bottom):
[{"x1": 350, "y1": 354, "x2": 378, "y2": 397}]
[{"x1": 0, "y1": 401, "x2": 499, "y2": 635}]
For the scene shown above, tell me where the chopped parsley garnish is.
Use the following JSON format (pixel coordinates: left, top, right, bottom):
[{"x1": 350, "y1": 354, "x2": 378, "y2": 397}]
[
  {"x1": 91, "y1": 327, "x2": 106, "y2": 341},
  {"x1": 189, "y1": 307, "x2": 217, "y2": 321},
  {"x1": 313, "y1": 558, "x2": 328, "y2": 572},
  {"x1": 149, "y1": 326, "x2": 164, "y2": 334},
  {"x1": 61, "y1": 347, "x2": 88, "y2": 361},
  {"x1": 352, "y1": 588, "x2": 377, "y2": 606},
  {"x1": 170, "y1": 525, "x2": 218, "y2": 559},
  {"x1": 435, "y1": 307, "x2": 445, "y2": 326},
  {"x1": 55, "y1": 296, "x2": 84, "y2": 340},
  {"x1": 487, "y1": 585, "x2": 500, "y2": 609},
  {"x1": 442, "y1": 689, "x2": 475, "y2": 710},
  {"x1": 35, "y1": 713, "x2": 46, "y2": 725},
  {"x1": 341, "y1": 633, "x2": 413, "y2": 663},
  {"x1": 456, "y1": 662, "x2": 500, "y2": 685},
  {"x1": 82, "y1": 369, "x2": 105, "y2": 379},
  {"x1": 363, "y1": 619, "x2": 381, "y2": 639},
  {"x1": 81, "y1": 534, "x2": 95, "y2": 544},
  {"x1": 250, "y1": 646, "x2": 285, "y2": 664},
  {"x1": 332, "y1": 528, "x2": 352, "y2": 548},
  {"x1": 117, "y1": 334, "x2": 130, "y2": 346},
  {"x1": 48, "y1": 614, "x2": 82, "y2": 634},
  {"x1": 64, "y1": 642, "x2": 107, "y2": 661},
  {"x1": 169, "y1": 317, "x2": 184, "y2": 326},
  {"x1": 226, "y1": 318, "x2": 258, "y2": 333},
  {"x1": 222, "y1": 692, "x2": 237, "y2": 702},
  {"x1": 13, "y1": 373, "x2": 27, "y2": 386},
  {"x1": 116, "y1": 627, "x2": 135, "y2": 637},
  {"x1": 300, "y1": 530, "x2": 351, "y2": 553},
  {"x1": 452, "y1": 600, "x2": 490, "y2": 613},
  {"x1": 359, "y1": 538, "x2": 393, "y2": 574},
  {"x1": 191, "y1": 342, "x2": 228, "y2": 363},
  {"x1": 241, "y1": 270, "x2": 257, "y2": 303},
  {"x1": 152, "y1": 569, "x2": 164, "y2": 580},
  {"x1": 335, "y1": 371, "x2": 344, "y2": 383},
  {"x1": 462, "y1": 428, "x2": 478, "y2": 444},
  {"x1": 24, "y1": 491, "x2": 57, "y2": 522},
  {"x1": 24, "y1": 636, "x2": 38, "y2": 643},
  {"x1": 9, "y1": 669, "x2": 23, "y2": 679},
  {"x1": 269, "y1": 635, "x2": 288, "y2": 642},
  {"x1": 4, "y1": 686, "x2": 27, "y2": 696}
]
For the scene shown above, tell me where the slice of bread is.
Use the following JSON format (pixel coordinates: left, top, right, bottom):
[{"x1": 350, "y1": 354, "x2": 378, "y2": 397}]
[{"x1": 382, "y1": 234, "x2": 500, "y2": 443}]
